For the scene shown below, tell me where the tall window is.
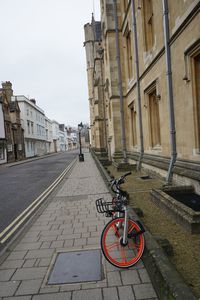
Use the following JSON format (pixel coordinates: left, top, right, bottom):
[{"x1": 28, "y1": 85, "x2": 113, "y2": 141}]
[
  {"x1": 27, "y1": 121, "x2": 30, "y2": 134},
  {"x1": 125, "y1": 27, "x2": 133, "y2": 79},
  {"x1": 183, "y1": 40, "x2": 200, "y2": 152},
  {"x1": 108, "y1": 102, "x2": 111, "y2": 120},
  {"x1": 31, "y1": 122, "x2": 34, "y2": 134},
  {"x1": 142, "y1": 0, "x2": 154, "y2": 51},
  {"x1": 129, "y1": 103, "x2": 137, "y2": 146},
  {"x1": 148, "y1": 89, "x2": 161, "y2": 147},
  {"x1": 193, "y1": 53, "x2": 200, "y2": 149}
]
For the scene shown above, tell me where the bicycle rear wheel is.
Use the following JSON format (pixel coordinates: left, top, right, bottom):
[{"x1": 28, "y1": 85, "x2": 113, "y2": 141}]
[{"x1": 101, "y1": 217, "x2": 145, "y2": 268}]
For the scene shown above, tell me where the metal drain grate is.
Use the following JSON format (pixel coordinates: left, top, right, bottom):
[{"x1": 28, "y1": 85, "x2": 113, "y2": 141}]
[
  {"x1": 166, "y1": 192, "x2": 200, "y2": 212},
  {"x1": 48, "y1": 249, "x2": 103, "y2": 285},
  {"x1": 140, "y1": 175, "x2": 152, "y2": 180}
]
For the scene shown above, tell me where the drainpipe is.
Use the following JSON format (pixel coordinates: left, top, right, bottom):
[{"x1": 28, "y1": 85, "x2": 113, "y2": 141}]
[
  {"x1": 162, "y1": 0, "x2": 177, "y2": 184},
  {"x1": 113, "y1": 0, "x2": 127, "y2": 163},
  {"x1": 131, "y1": 0, "x2": 144, "y2": 171}
]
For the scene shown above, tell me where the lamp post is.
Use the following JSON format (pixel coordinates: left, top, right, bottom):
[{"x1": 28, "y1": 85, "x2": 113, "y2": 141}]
[{"x1": 78, "y1": 122, "x2": 84, "y2": 161}]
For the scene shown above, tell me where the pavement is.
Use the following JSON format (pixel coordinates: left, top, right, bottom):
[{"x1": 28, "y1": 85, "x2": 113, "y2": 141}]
[
  {"x1": 0, "y1": 152, "x2": 60, "y2": 170},
  {"x1": 0, "y1": 151, "x2": 158, "y2": 300}
]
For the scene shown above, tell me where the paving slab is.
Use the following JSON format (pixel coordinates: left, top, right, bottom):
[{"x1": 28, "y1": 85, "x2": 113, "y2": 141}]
[
  {"x1": 0, "y1": 281, "x2": 20, "y2": 297},
  {"x1": 133, "y1": 283, "x2": 157, "y2": 299},
  {"x1": 3, "y1": 296, "x2": 32, "y2": 300},
  {"x1": 11, "y1": 267, "x2": 47, "y2": 281},
  {"x1": 0, "y1": 260, "x2": 24, "y2": 270},
  {"x1": 103, "y1": 287, "x2": 118, "y2": 300},
  {"x1": 118, "y1": 286, "x2": 136, "y2": 300},
  {"x1": 0, "y1": 152, "x2": 158, "y2": 300},
  {"x1": 121, "y1": 269, "x2": 141, "y2": 285},
  {"x1": 0, "y1": 269, "x2": 16, "y2": 281},
  {"x1": 72, "y1": 289, "x2": 102, "y2": 300},
  {"x1": 32, "y1": 292, "x2": 71, "y2": 300},
  {"x1": 16, "y1": 279, "x2": 43, "y2": 295}
]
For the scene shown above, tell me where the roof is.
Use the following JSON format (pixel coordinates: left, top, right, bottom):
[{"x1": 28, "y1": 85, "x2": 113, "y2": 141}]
[{"x1": 16, "y1": 95, "x2": 44, "y2": 114}]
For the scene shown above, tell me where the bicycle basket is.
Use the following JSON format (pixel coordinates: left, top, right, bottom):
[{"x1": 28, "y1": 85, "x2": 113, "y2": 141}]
[
  {"x1": 95, "y1": 198, "x2": 113, "y2": 214},
  {"x1": 95, "y1": 198, "x2": 124, "y2": 215}
]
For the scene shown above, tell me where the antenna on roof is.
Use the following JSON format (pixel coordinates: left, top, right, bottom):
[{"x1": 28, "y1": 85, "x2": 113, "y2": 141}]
[{"x1": 93, "y1": 0, "x2": 95, "y2": 20}]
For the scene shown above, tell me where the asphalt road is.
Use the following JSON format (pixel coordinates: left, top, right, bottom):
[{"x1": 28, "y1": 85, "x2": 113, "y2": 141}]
[{"x1": 0, "y1": 151, "x2": 78, "y2": 233}]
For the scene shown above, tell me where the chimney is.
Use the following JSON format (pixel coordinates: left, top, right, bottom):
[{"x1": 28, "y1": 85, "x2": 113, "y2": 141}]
[
  {"x1": 59, "y1": 124, "x2": 65, "y2": 132},
  {"x1": 30, "y1": 98, "x2": 36, "y2": 105},
  {"x1": 1, "y1": 81, "x2": 13, "y2": 102}
]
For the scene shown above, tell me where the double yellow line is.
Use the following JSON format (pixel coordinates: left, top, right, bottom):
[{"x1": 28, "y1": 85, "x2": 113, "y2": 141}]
[{"x1": 0, "y1": 158, "x2": 77, "y2": 244}]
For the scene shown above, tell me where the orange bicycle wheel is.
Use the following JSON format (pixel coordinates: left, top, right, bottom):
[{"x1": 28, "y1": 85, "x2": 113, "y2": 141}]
[{"x1": 101, "y1": 217, "x2": 145, "y2": 268}]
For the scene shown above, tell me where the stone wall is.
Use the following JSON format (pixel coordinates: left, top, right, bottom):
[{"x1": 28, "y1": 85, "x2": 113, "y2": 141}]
[{"x1": 84, "y1": 0, "x2": 200, "y2": 188}]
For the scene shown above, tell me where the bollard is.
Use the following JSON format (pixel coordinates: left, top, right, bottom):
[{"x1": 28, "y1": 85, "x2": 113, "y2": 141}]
[{"x1": 79, "y1": 153, "x2": 84, "y2": 162}]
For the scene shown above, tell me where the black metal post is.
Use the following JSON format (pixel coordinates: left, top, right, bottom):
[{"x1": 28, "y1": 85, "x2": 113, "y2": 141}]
[
  {"x1": 78, "y1": 122, "x2": 84, "y2": 162},
  {"x1": 79, "y1": 130, "x2": 82, "y2": 155}
]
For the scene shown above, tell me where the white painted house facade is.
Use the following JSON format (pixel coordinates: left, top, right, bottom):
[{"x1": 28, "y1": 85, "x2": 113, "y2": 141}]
[
  {"x1": 58, "y1": 124, "x2": 68, "y2": 152},
  {"x1": 17, "y1": 96, "x2": 46, "y2": 158},
  {"x1": 0, "y1": 96, "x2": 7, "y2": 164},
  {"x1": 52, "y1": 120, "x2": 59, "y2": 153},
  {"x1": 58, "y1": 130, "x2": 65, "y2": 151},
  {"x1": 45, "y1": 117, "x2": 54, "y2": 154}
]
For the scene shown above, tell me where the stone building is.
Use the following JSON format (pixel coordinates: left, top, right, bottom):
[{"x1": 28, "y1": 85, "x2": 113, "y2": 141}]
[
  {"x1": 66, "y1": 126, "x2": 78, "y2": 150},
  {"x1": 84, "y1": 16, "x2": 108, "y2": 157},
  {"x1": 0, "y1": 82, "x2": 25, "y2": 162},
  {"x1": 84, "y1": 0, "x2": 200, "y2": 191}
]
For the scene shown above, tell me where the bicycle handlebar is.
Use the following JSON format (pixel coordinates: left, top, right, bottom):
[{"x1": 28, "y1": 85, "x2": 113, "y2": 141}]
[
  {"x1": 110, "y1": 172, "x2": 131, "y2": 194},
  {"x1": 123, "y1": 171, "x2": 132, "y2": 178}
]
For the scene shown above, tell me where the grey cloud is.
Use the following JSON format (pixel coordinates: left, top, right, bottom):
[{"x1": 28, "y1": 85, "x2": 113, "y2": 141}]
[{"x1": 0, "y1": 0, "x2": 100, "y2": 126}]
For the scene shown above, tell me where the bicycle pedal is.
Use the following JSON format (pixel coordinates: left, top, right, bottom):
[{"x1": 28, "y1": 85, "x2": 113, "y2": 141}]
[
  {"x1": 128, "y1": 228, "x2": 145, "y2": 238},
  {"x1": 128, "y1": 230, "x2": 143, "y2": 238}
]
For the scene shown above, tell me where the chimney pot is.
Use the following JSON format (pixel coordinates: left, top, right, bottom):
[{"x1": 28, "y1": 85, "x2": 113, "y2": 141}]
[{"x1": 30, "y1": 98, "x2": 36, "y2": 105}]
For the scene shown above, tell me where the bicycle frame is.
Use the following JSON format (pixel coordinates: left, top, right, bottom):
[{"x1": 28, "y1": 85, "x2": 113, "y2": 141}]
[
  {"x1": 96, "y1": 171, "x2": 145, "y2": 268},
  {"x1": 122, "y1": 207, "x2": 129, "y2": 245}
]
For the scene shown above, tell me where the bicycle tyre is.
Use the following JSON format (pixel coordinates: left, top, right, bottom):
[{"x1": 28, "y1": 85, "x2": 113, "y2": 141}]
[{"x1": 101, "y1": 217, "x2": 145, "y2": 268}]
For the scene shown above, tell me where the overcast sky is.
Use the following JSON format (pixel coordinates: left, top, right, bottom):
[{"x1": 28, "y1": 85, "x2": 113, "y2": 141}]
[{"x1": 0, "y1": 0, "x2": 100, "y2": 127}]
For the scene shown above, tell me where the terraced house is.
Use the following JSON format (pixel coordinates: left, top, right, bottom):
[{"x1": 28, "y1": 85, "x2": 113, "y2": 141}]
[
  {"x1": 17, "y1": 96, "x2": 47, "y2": 158},
  {"x1": 84, "y1": 0, "x2": 200, "y2": 192}
]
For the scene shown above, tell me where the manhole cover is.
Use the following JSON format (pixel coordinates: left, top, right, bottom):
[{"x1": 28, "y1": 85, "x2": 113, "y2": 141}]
[{"x1": 48, "y1": 249, "x2": 103, "y2": 285}]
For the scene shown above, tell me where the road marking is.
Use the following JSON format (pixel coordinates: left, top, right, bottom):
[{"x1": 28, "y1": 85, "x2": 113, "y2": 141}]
[{"x1": 0, "y1": 157, "x2": 77, "y2": 244}]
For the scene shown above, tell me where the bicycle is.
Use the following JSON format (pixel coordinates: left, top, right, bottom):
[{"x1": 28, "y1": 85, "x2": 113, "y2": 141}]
[{"x1": 96, "y1": 172, "x2": 145, "y2": 268}]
